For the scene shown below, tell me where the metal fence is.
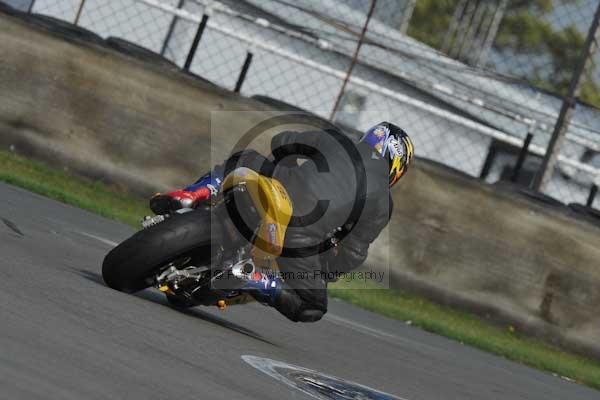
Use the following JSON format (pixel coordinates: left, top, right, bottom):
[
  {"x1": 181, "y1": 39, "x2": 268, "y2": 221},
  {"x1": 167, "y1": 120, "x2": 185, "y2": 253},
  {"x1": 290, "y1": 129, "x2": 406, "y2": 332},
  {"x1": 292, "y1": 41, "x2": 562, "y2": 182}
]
[{"x1": 12, "y1": 0, "x2": 600, "y2": 209}]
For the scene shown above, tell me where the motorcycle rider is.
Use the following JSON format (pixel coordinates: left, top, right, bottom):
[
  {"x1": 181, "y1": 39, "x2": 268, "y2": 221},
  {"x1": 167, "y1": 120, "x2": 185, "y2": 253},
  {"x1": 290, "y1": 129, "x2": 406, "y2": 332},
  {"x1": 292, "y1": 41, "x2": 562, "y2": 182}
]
[{"x1": 151, "y1": 122, "x2": 414, "y2": 322}]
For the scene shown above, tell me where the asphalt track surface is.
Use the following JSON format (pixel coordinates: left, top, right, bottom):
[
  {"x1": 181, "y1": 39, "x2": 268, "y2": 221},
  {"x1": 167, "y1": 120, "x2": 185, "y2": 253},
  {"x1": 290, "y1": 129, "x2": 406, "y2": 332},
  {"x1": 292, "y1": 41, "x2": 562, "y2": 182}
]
[{"x1": 1, "y1": 182, "x2": 598, "y2": 400}]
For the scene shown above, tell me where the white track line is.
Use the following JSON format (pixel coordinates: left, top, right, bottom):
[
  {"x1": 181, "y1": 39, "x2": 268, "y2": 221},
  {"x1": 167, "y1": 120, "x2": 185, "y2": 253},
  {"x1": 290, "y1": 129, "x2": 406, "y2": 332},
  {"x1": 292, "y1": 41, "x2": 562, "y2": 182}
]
[
  {"x1": 325, "y1": 312, "x2": 448, "y2": 355},
  {"x1": 74, "y1": 231, "x2": 119, "y2": 247}
]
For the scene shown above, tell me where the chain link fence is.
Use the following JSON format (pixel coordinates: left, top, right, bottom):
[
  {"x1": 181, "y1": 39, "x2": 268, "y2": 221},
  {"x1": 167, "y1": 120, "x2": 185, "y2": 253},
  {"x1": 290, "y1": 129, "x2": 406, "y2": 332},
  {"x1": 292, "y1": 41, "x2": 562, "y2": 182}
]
[{"x1": 9, "y1": 0, "x2": 600, "y2": 210}]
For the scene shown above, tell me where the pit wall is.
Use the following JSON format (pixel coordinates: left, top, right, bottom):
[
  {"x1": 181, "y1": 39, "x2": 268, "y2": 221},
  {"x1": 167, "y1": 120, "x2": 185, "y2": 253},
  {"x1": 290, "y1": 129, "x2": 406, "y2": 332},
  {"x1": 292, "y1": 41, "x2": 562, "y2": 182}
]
[{"x1": 1, "y1": 10, "x2": 599, "y2": 358}]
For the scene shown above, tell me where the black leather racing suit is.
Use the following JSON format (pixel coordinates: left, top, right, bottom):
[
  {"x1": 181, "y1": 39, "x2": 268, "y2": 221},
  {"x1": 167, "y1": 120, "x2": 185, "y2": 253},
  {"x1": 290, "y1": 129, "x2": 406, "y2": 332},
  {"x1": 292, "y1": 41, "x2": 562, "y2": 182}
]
[{"x1": 219, "y1": 128, "x2": 392, "y2": 322}]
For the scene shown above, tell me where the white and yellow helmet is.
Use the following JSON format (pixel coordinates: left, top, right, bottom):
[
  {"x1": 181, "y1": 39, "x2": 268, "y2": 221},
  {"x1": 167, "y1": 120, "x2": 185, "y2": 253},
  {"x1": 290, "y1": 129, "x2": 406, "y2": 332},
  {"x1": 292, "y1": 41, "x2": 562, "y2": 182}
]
[{"x1": 360, "y1": 122, "x2": 414, "y2": 187}]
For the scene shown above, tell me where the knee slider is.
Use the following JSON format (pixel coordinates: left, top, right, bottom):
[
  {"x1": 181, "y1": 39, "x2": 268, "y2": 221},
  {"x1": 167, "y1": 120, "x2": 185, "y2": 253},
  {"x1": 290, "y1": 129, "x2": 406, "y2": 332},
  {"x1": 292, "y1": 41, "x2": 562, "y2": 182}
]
[
  {"x1": 296, "y1": 309, "x2": 325, "y2": 322},
  {"x1": 274, "y1": 287, "x2": 326, "y2": 323}
]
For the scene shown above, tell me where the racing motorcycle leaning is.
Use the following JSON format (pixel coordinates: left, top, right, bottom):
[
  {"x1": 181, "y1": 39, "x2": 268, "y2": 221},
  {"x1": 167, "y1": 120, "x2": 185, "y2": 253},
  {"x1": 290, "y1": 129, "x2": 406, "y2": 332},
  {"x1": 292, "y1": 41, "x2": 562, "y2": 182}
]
[{"x1": 102, "y1": 167, "x2": 293, "y2": 310}]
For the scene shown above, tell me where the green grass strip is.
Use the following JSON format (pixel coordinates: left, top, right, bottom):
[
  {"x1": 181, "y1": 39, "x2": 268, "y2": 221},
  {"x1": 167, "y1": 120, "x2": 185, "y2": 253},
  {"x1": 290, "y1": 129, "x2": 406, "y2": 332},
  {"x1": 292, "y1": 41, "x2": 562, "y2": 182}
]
[
  {"x1": 1, "y1": 148, "x2": 599, "y2": 390},
  {"x1": 330, "y1": 280, "x2": 600, "y2": 389},
  {"x1": 0, "y1": 150, "x2": 147, "y2": 227}
]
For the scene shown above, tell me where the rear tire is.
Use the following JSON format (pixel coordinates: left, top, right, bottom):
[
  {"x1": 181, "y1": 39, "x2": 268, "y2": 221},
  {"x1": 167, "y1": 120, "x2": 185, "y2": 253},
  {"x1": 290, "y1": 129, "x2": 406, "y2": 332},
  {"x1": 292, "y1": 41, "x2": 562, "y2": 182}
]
[{"x1": 102, "y1": 209, "x2": 219, "y2": 293}]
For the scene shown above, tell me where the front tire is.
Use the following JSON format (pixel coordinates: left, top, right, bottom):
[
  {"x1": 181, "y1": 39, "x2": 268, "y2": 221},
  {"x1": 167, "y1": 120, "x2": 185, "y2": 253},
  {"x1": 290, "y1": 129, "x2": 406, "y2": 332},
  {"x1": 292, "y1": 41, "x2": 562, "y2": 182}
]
[{"x1": 102, "y1": 209, "x2": 218, "y2": 293}]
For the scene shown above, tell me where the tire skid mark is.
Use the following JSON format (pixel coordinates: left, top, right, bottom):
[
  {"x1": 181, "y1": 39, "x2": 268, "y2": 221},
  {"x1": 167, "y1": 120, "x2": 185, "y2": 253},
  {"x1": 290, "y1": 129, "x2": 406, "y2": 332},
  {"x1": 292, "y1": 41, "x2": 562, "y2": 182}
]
[{"x1": 1, "y1": 217, "x2": 24, "y2": 236}]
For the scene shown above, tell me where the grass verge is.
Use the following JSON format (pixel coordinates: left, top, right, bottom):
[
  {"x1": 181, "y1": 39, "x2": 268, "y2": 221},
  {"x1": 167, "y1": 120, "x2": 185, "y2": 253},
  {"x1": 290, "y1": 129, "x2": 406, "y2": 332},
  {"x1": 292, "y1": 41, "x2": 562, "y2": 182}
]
[
  {"x1": 330, "y1": 280, "x2": 600, "y2": 389},
  {"x1": 1, "y1": 148, "x2": 599, "y2": 390},
  {"x1": 0, "y1": 150, "x2": 147, "y2": 227}
]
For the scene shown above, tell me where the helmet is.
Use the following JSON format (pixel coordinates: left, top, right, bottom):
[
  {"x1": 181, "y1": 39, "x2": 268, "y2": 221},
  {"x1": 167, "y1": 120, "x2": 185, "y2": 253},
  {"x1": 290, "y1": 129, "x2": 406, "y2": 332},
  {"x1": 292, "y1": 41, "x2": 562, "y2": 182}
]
[{"x1": 360, "y1": 122, "x2": 414, "y2": 187}]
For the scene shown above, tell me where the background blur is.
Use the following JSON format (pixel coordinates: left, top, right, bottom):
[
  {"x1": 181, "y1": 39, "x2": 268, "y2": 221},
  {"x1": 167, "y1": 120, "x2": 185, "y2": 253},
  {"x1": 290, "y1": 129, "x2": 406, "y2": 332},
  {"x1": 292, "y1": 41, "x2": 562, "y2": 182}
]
[{"x1": 7, "y1": 0, "x2": 600, "y2": 207}]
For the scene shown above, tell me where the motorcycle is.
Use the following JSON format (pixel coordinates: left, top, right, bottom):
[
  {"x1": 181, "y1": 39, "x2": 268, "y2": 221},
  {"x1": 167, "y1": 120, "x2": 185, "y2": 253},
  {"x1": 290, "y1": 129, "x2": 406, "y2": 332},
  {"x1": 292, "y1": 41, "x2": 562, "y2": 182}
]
[{"x1": 102, "y1": 167, "x2": 293, "y2": 310}]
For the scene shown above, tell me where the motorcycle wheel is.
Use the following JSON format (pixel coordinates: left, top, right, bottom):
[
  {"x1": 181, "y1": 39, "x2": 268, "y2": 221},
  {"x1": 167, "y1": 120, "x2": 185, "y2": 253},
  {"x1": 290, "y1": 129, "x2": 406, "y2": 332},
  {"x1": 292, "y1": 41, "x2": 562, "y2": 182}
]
[{"x1": 102, "y1": 209, "x2": 219, "y2": 293}]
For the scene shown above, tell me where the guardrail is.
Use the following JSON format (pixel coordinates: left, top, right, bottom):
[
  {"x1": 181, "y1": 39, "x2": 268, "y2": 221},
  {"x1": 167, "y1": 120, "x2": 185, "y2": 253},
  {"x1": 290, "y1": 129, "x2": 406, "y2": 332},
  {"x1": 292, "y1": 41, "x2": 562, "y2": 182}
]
[{"x1": 137, "y1": 0, "x2": 600, "y2": 184}]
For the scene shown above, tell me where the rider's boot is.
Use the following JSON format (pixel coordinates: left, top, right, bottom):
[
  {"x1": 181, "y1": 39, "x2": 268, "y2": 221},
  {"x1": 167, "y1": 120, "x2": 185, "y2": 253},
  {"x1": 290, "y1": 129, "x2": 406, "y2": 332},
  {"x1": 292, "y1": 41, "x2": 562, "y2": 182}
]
[
  {"x1": 150, "y1": 188, "x2": 211, "y2": 215},
  {"x1": 150, "y1": 173, "x2": 222, "y2": 214}
]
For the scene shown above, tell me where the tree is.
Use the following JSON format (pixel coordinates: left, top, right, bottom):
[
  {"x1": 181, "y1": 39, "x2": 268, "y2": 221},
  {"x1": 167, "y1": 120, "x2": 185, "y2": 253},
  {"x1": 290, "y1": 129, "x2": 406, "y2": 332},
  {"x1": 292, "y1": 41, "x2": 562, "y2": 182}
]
[{"x1": 407, "y1": 0, "x2": 600, "y2": 108}]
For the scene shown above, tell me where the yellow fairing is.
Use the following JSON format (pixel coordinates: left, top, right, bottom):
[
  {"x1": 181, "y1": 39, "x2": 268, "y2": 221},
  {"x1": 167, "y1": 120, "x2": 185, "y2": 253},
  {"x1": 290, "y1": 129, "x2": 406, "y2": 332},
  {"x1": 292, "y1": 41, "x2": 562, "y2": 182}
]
[{"x1": 222, "y1": 168, "x2": 293, "y2": 266}]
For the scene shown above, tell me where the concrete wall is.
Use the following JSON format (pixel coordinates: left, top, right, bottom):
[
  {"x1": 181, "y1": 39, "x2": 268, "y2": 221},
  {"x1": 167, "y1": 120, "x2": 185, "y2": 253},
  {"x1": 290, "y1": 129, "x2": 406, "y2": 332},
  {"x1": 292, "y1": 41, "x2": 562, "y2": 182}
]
[
  {"x1": 0, "y1": 10, "x2": 275, "y2": 195},
  {"x1": 371, "y1": 162, "x2": 600, "y2": 357},
  {"x1": 2, "y1": 11, "x2": 600, "y2": 358}
]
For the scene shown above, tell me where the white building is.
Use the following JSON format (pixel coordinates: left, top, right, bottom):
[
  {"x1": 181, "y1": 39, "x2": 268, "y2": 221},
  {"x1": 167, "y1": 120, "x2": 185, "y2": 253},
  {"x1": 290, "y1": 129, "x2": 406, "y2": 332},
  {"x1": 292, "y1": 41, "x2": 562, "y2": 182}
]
[{"x1": 13, "y1": 0, "x2": 600, "y2": 206}]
